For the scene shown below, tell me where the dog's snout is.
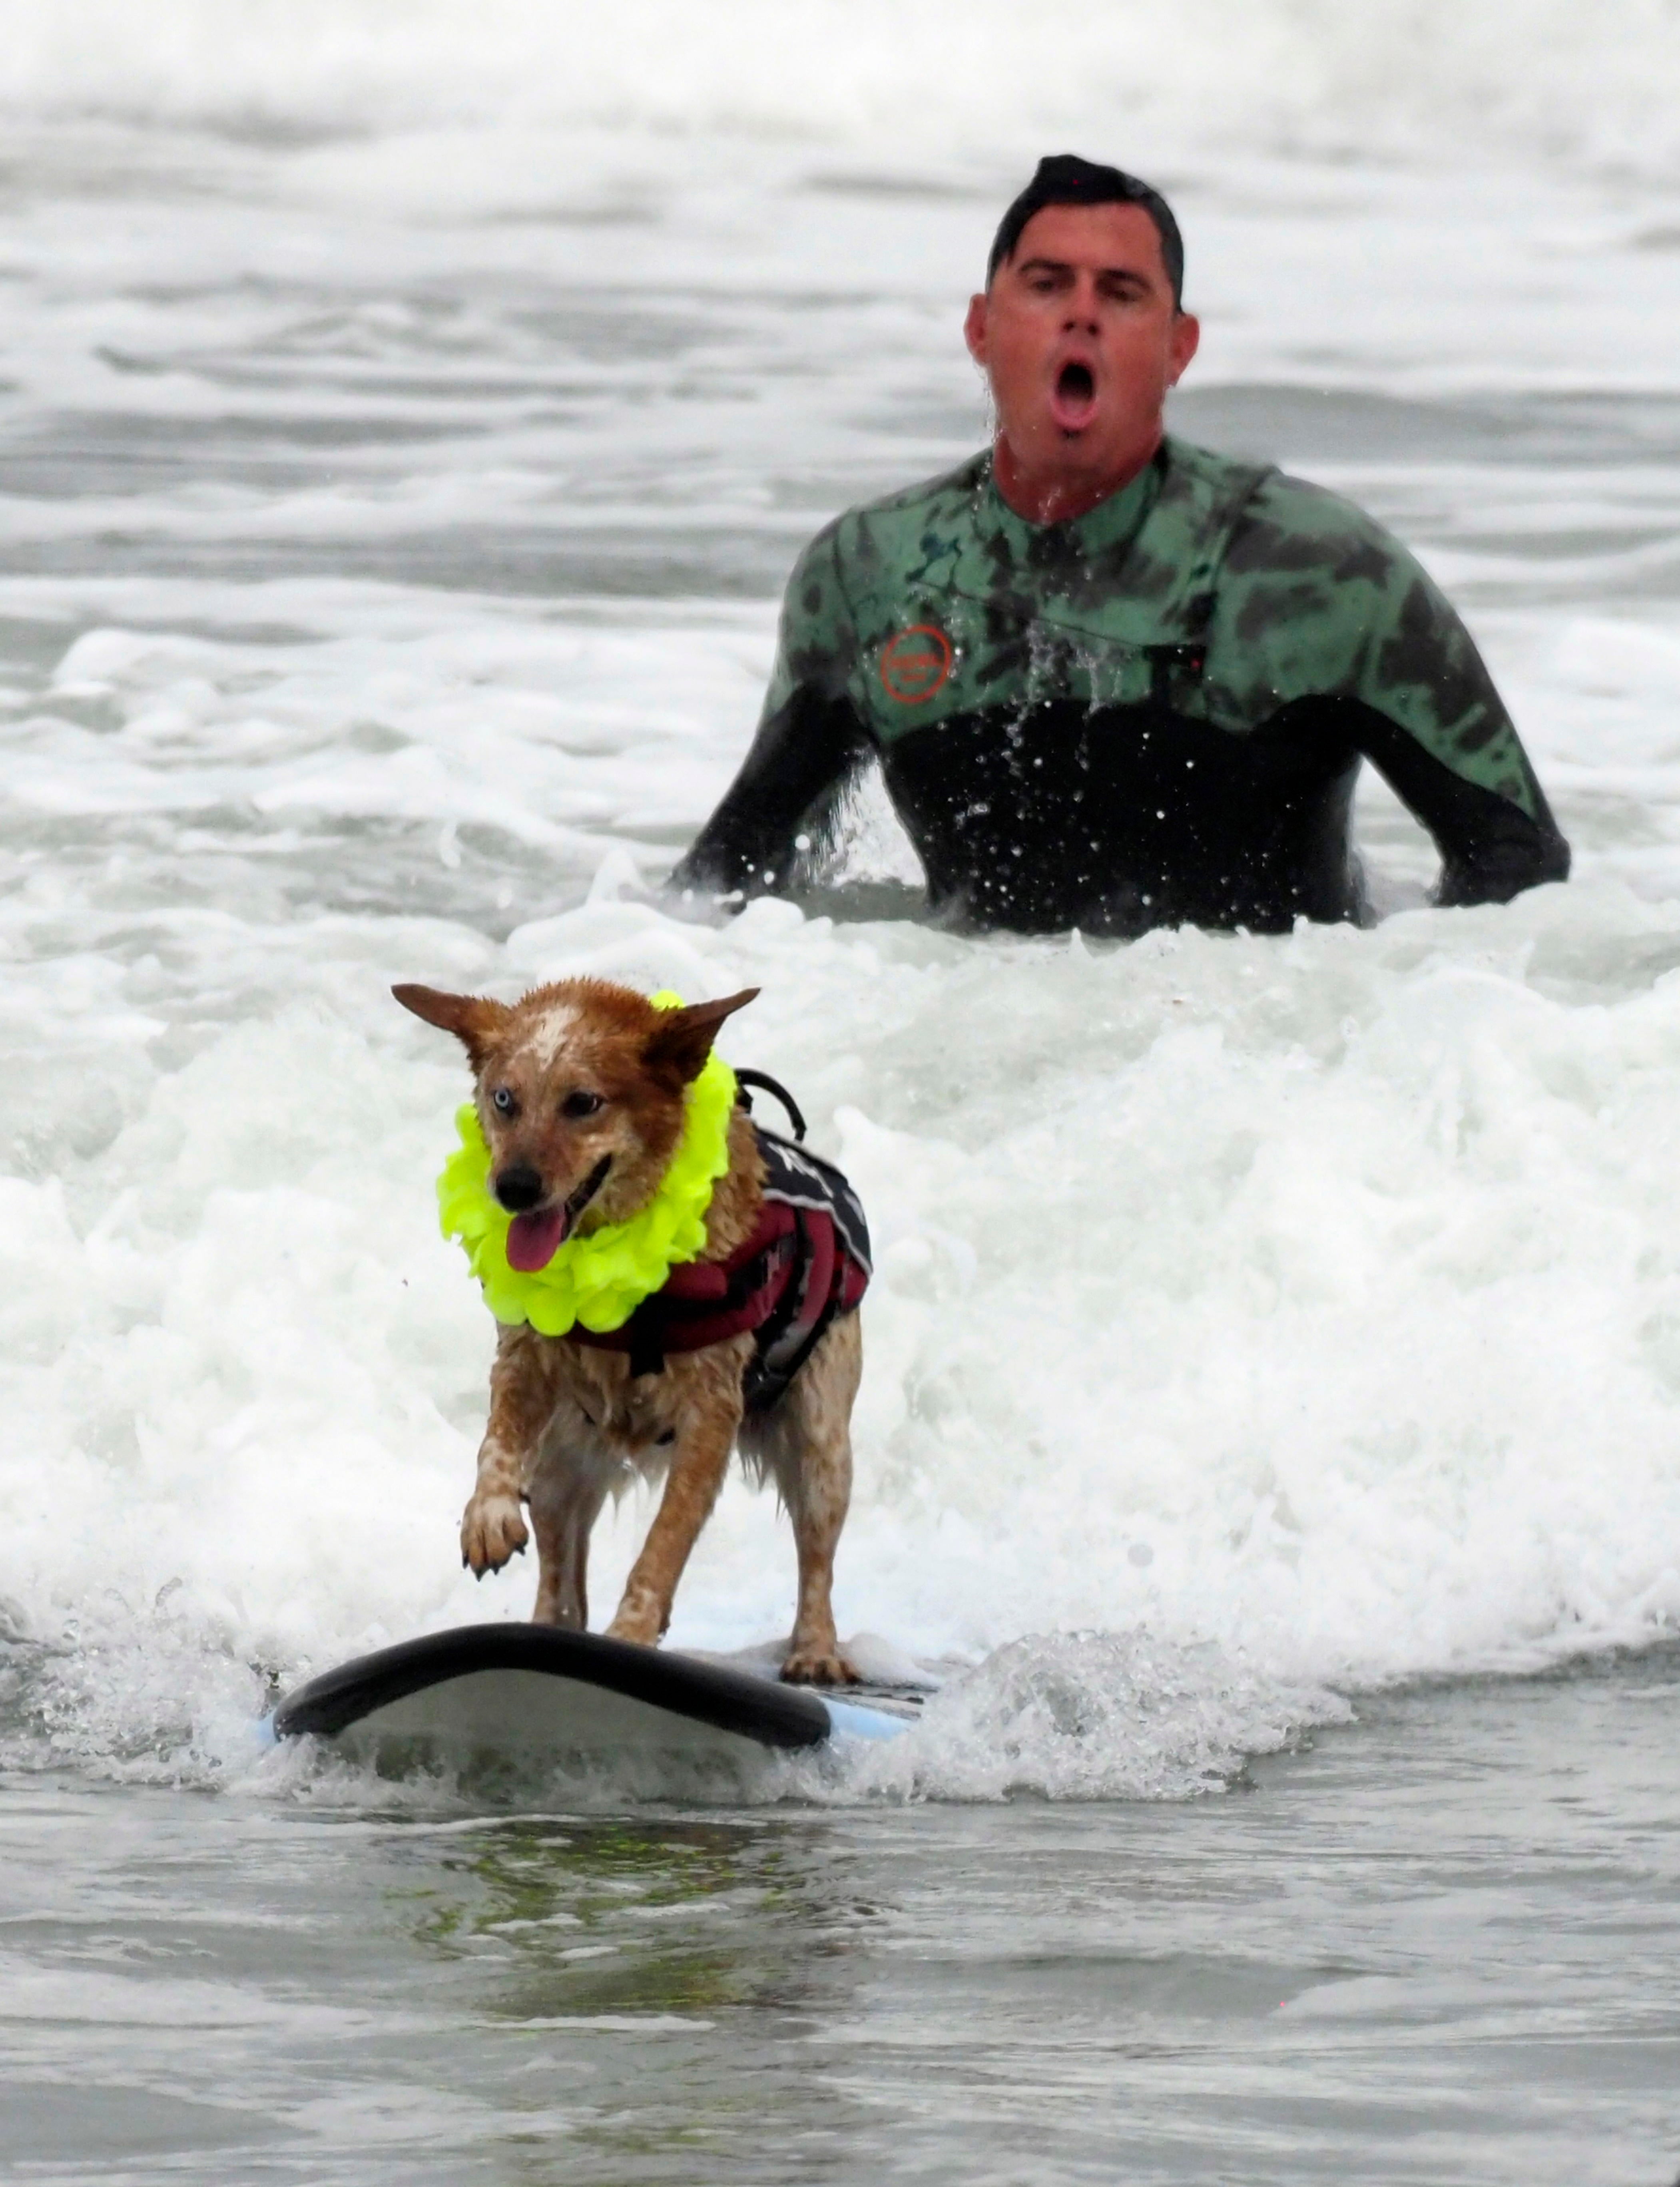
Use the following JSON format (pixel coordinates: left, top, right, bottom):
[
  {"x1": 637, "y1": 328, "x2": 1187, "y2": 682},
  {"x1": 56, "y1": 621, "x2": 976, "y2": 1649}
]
[{"x1": 494, "y1": 1163, "x2": 544, "y2": 1213}]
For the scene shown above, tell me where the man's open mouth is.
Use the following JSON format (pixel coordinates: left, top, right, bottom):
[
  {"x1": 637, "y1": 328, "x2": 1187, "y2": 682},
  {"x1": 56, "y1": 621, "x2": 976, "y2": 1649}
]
[
  {"x1": 504, "y1": 1156, "x2": 612, "y2": 1273},
  {"x1": 1051, "y1": 360, "x2": 1098, "y2": 431}
]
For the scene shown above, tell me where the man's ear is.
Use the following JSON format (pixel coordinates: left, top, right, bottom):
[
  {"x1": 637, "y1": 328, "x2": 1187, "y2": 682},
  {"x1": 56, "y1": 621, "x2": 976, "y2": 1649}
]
[
  {"x1": 963, "y1": 291, "x2": 989, "y2": 368},
  {"x1": 392, "y1": 984, "x2": 509, "y2": 1071},
  {"x1": 642, "y1": 988, "x2": 759, "y2": 1084}
]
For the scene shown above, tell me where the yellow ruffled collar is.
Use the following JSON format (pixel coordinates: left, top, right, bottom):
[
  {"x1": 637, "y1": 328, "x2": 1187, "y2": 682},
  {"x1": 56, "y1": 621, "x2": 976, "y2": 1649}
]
[{"x1": 435, "y1": 993, "x2": 736, "y2": 1337}]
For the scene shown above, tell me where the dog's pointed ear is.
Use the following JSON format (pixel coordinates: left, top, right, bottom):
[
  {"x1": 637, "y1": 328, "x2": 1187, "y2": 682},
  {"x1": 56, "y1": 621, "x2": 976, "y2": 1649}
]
[
  {"x1": 642, "y1": 987, "x2": 759, "y2": 1084},
  {"x1": 392, "y1": 984, "x2": 509, "y2": 1070}
]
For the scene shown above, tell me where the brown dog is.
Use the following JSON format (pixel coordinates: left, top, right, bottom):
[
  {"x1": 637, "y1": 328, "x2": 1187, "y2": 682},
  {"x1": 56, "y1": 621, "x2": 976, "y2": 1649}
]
[{"x1": 395, "y1": 976, "x2": 864, "y2": 1685}]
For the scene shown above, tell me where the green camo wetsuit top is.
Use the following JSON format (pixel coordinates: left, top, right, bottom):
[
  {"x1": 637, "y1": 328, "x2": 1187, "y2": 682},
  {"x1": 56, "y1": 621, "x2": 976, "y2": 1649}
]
[{"x1": 674, "y1": 436, "x2": 1569, "y2": 935}]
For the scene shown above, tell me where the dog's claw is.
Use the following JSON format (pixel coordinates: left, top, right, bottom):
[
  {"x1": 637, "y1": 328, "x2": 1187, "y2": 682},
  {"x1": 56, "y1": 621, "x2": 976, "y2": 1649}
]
[
  {"x1": 780, "y1": 1649, "x2": 862, "y2": 1687},
  {"x1": 460, "y1": 1490, "x2": 530, "y2": 1576}
]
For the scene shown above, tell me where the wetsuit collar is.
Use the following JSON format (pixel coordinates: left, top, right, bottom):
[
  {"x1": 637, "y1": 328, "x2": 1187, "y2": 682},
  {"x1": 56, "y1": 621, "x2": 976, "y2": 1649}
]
[{"x1": 980, "y1": 440, "x2": 1166, "y2": 561}]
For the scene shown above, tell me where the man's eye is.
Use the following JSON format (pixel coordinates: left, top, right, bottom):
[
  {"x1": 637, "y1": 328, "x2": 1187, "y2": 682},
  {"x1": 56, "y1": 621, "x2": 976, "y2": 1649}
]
[
  {"x1": 490, "y1": 1087, "x2": 515, "y2": 1114},
  {"x1": 562, "y1": 1090, "x2": 604, "y2": 1120}
]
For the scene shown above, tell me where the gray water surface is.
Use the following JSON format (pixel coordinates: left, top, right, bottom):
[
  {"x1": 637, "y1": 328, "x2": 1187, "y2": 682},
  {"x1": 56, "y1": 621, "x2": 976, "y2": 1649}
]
[{"x1": 4, "y1": 1652, "x2": 1679, "y2": 2185}]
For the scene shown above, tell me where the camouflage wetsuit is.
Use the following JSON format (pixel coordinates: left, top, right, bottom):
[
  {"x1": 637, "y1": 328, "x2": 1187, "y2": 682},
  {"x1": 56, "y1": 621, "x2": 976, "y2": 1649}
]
[{"x1": 674, "y1": 436, "x2": 1569, "y2": 935}]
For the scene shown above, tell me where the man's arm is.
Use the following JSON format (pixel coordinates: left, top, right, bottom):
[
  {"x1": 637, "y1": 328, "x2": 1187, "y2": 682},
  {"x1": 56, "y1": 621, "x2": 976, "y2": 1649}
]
[
  {"x1": 1216, "y1": 474, "x2": 1570, "y2": 906},
  {"x1": 670, "y1": 527, "x2": 873, "y2": 902},
  {"x1": 670, "y1": 686, "x2": 873, "y2": 900},
  {"x1": 1345, "y1": 697, "x2": 1570, "y2": 905},
  {"x1": 1347, "y1": 555, "x2": 1569, "y2": 904}
]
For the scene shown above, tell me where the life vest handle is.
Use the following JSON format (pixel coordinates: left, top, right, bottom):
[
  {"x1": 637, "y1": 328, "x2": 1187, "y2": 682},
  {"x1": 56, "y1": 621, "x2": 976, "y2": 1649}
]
[{"x1": 733, "y1": 1069, "x2": 807, "y2": 1143}]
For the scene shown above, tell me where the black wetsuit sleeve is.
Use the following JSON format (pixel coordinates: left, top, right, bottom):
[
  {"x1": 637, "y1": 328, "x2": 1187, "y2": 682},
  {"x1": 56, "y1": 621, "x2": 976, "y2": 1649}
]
[
  {"x1": 670, "y1": 685, "x2": 875, "y2": 899},
  {"x1": 671, "y1": 522, "x2": 875, "y2": 901},
  {"x1": 1345, "y1": 698, "x2": 1571, "y2": 904}
]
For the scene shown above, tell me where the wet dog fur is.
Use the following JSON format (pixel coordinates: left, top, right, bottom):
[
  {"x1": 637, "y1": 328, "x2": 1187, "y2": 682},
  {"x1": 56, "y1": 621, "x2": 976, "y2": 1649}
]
[{"x1": 394, "y1": 976, "x2": 861, "y2": 1685}]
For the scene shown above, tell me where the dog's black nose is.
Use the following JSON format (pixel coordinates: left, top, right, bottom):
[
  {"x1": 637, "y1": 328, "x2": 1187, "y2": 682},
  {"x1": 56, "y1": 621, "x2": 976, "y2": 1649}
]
[{"x1": 494, "y1": 1164, "x2": 544, "y2": 1213}]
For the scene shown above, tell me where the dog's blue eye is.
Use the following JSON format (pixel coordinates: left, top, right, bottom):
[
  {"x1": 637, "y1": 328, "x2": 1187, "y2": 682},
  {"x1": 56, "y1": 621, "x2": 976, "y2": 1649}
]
[
  {"x1": 562, "y1": 1090, "x2": 603, "y2": 1120},
  {"x1": 491, "y1": 1087, "x2": 515, "y2": 1114}
]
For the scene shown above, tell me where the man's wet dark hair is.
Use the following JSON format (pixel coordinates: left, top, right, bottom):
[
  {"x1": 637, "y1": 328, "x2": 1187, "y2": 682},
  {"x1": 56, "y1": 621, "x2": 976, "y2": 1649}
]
[{"x1": 986, "y1": 153, "x2": 1185, "y2": 308}]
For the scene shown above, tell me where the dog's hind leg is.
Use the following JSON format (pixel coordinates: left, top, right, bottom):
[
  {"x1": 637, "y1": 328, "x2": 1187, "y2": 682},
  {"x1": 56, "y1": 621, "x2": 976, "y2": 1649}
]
[
  {"x1": 746, "y1": 1313, "x2": 863, "y2": 1686},
  {"x1": 528, "y1": 1456, "x2": 613, "y2": 1628}
]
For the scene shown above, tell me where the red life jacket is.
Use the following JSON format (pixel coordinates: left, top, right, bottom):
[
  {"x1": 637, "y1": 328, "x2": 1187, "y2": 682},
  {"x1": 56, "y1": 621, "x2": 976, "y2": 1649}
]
[{"x1": 569, "y1": 1124, "x2": 871, "y2": 1412}]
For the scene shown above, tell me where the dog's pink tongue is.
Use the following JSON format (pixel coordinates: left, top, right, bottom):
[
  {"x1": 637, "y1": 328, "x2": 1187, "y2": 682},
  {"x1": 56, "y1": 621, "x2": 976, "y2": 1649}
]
[{"x1": 506, "y1": 1207, "x2": 566, "y2": 1273}]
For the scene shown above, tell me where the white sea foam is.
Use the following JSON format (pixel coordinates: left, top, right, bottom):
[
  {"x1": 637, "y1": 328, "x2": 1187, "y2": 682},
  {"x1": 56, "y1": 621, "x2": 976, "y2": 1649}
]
[
  {"x1": 5, "y1": 0, "x2": 1680, "y2": 179},
  {"x1": 9, "y1": 858, "x2": 1680, "y2": 1796},
  {"x1": 822, "y1": 1631, "x2": 1353, "y2": 1804}
]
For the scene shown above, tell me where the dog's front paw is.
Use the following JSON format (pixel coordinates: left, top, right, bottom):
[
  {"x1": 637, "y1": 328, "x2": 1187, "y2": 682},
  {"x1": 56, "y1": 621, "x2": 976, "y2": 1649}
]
[
  {"x1": 461, "y1": 1492, "x2": 528, "y2": 1575},
  {"x1": 780, "y1": 1646, "x2": 861, "y2": 1687},
  {"x1": 604, "y1": 1589, "x2": 663, "y2": 1649}
]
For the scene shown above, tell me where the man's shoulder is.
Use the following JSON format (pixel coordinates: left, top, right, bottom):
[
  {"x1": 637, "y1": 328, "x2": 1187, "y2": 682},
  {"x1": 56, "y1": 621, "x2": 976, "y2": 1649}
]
[
  {"x1": 1184, "y1": 442, "x2": 1471, "y2": 719},
  {"x1": 1158, "y1": 433, "x2": 1271, "y2": 501},
  {"x1": 838, "y1": 452, "x2": 993, "y2": 531},
  {"x1": 1184, "y1": 444, "x2": 1417, "y2": 588},
  {"x1": 790, "y1": 454, "x2": 991, "y2": 573}
]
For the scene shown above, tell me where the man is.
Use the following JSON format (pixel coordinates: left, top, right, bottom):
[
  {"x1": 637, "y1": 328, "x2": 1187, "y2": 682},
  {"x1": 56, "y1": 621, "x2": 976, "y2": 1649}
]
[{"x1": 672, "y1": 155, "x2": 1569, "y2": 935}]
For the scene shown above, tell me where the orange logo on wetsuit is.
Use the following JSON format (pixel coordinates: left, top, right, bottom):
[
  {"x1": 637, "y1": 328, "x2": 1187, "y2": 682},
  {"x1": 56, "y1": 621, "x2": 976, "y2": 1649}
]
[{"x1": 879, "y1": 623, "x2": 953, "y2": 704}]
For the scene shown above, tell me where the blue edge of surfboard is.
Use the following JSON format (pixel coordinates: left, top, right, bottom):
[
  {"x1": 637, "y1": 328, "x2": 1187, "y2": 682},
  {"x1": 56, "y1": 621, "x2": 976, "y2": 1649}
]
[{"x1": 257, "y1": 1622, "x2": 914, "y2": 1757}]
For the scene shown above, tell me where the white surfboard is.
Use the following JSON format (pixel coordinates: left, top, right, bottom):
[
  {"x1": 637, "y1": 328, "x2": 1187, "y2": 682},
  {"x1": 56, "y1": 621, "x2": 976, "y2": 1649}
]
[{"x1": 264, "y1": 1623, "x2": 917, "y2": 1769}]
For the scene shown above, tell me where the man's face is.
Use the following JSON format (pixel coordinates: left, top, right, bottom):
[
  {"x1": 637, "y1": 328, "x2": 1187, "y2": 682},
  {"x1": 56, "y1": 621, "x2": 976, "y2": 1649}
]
[{"x1": 965, "y1": 201, "x2": 1200, "y2": 514}]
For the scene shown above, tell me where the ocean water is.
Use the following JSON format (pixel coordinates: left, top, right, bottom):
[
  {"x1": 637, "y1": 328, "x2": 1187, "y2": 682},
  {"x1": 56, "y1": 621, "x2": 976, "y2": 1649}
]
[{"x1": 3, "y1": 3, "x2": 1680, "y2": 2177}]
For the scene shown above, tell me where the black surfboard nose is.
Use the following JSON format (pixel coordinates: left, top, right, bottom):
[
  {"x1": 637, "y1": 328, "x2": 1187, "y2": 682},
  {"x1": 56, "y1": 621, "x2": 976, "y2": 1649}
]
[{"x1": 267, "y1": 1622, "x2": 840, "y2": 1752}]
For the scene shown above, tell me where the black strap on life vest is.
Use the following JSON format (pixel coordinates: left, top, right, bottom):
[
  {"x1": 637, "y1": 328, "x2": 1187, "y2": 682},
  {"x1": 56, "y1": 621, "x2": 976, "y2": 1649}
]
[{"x1": 733, "y1": 1068, "x2": 807, "y2": 1143}]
